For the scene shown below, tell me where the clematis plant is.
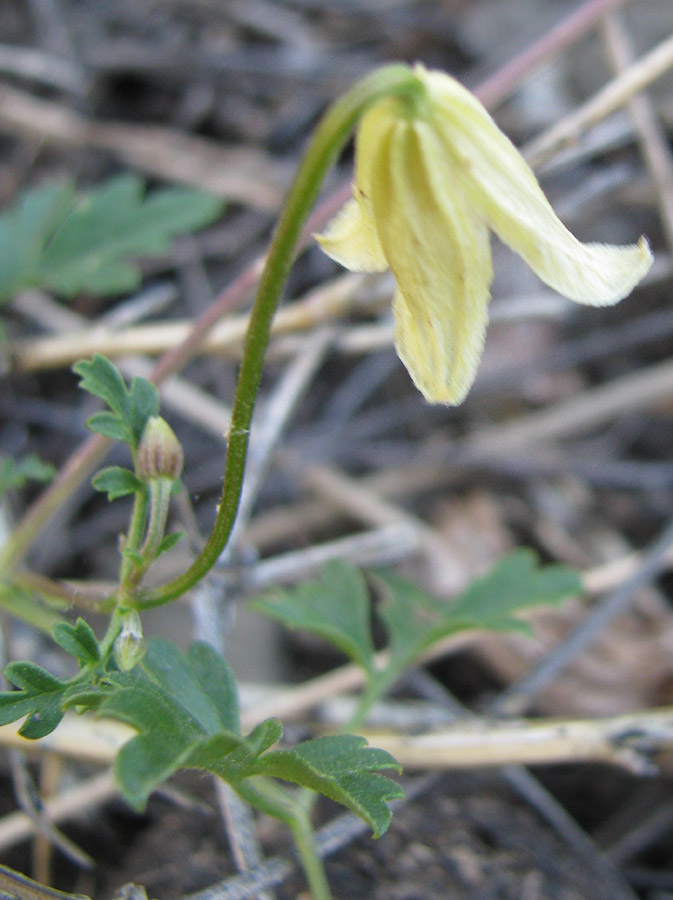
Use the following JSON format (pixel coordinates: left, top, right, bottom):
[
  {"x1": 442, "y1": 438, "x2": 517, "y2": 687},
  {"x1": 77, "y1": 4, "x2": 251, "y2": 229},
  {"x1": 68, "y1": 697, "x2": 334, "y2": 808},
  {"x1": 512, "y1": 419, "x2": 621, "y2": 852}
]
[
  {"x1": 317, "y1": 64, "x2": 653, "y2": 404},
  {"x1": 141, "y1": 62, "x2": 653, "y2": 607}
]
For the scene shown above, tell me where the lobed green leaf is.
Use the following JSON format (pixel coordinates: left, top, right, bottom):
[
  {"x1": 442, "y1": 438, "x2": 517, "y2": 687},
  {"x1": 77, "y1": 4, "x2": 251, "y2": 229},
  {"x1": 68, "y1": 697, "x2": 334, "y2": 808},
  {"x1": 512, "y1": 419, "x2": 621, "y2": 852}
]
[
  {"x1": 251, "y1": 560, "x2": 376, "y2": 673},
  {"x1": 0, "y1": 661, "x2": 68, "y2": 738},
  {"x1": 0, "y1": 176, "x2": 222, "y2": 300},
  {"x1": 52, "y1": 618, "x2": 101, "y2": 665},
  {"x1": 258, "y1": 735, "x2": 403, "y2": 837},
  {"x1": 74, "y1": 355, "x2": 159, "y2": 452},
  {"x1": 92, "y1": 466, "x2": 143, "y2": 500}
]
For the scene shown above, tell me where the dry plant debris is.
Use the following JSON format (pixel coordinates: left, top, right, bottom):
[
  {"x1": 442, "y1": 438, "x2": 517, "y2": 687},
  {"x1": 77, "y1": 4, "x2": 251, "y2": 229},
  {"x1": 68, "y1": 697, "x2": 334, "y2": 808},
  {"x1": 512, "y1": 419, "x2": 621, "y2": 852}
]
[{"x1": 1, "y1": 1, "x2": 673, "y2": 899}]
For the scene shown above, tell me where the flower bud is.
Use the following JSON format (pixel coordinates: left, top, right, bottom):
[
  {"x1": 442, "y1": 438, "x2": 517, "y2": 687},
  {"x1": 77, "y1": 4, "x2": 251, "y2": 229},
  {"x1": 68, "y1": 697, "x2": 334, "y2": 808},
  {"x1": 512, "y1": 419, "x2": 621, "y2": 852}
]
[
  {"x1": 137, "y1": 416, "x2": 184, "y2": 481},
  {"x1": 113, "y1": 610, "x2": 146, "y2": 671}
]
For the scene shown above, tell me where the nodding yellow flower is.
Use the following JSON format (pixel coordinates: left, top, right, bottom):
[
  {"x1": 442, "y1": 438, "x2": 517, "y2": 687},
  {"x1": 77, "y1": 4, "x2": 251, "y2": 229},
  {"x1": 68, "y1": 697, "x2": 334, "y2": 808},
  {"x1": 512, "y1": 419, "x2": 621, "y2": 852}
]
[{"x1": 317, "y1": 64, "x2": 653, "y2": 405}]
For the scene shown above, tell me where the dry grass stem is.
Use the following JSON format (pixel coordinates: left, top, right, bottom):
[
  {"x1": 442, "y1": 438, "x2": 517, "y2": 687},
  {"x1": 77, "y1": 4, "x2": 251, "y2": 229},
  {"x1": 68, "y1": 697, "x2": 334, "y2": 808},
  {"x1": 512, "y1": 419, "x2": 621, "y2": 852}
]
[
  {"x1": 525, "y1": 29, "x2": 673, "y2": 166},
  {"x1": 360, "y1": 707, "x2": 673, "y2": 773}
]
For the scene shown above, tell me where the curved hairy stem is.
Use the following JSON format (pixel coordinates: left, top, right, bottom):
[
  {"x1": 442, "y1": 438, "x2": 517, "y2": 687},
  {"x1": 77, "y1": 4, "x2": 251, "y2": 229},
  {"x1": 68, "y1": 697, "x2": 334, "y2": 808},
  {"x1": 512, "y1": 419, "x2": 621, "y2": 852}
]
[{"x1": 138, "y1": 64, "x2": 422, "y2": 608}]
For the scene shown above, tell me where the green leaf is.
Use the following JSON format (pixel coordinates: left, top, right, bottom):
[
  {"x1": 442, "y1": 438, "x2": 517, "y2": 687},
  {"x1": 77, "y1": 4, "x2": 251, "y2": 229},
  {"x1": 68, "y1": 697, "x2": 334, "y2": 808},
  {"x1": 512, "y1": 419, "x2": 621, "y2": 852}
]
[
  {"x1": 447, "y1": 549, "x2": 581, "y2": 628},
  {"x1": 64, "y1": 637, "x2": 402, "y2": 835},
  {"x1": 0, "y1": 181, "x2": 75, "y2": 302},
  {"x1": 373, "y1": 549, "x2": 581, "y2": 671},
  {"x1": 0, "y1": 661, "x2": 67, "y2": 738},
  {"x1": 0, "y1": 176, "x2": 222, "y2": 300},
  {"x1": 0, "y1": 454, "x2": 55, "y2": 498},
  {"x1": 92, "y1": 466, "x2": 143, "y2": 500},
  {"x1": 74, "y1": 355, "x2": 159, "y2": 451},
  {"x1": 184, "y1": 642, "x2": 240, "y2": 733},
  {"x1": 121, "y1": 548, "x2": 144, "y2": 567},
  {"x1": 156, "y1": 531, "x2": 184, "y2": 557},
  {"x1": 128, "y1": 376, "x2": 160, "y2": 445},
  {"x1": 142, "y1": 638, "x2": 240, "y2": 736},
  {"x1": 85, "y1": 412, "x2": 132, "y2": 443},
  {"x1": 251, "y1": 560, "x2": 376, "y2": 673},
  {"x1": 258, "y1": 735, "x2": 403, "y2": 837},
  {"x1": 83, "y1": 639, "x2": 243, "y2": 808},
  {"x1": 74, "y1": 355, "x2": 130, "y2": 420},
  {"x1": 52, "y1": 618, "x2": 100, "y2": 665}
]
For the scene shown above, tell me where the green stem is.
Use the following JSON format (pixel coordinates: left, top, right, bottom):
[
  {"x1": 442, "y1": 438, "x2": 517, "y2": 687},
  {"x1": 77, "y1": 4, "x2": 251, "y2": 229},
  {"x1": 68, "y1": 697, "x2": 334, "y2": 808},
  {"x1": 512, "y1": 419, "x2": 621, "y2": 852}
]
[
  {"x1": 118, "y1": 485, "x2": 149, "y2": 592},
  {"x1": 98, "y1": 605, "x2": 125, "y2": 659},
  {"x1": 347, "y1": 671, "x2": 397, "y2": 732},
  {"x1": 235, "y1": 777, "x2": 332, "y2": 900},
  {"x1": 138, "y1": 478, "x2": 172, "y2": 566},
  {"x1": 138, "y1": 64, "x2": 422, "y2": 609}
]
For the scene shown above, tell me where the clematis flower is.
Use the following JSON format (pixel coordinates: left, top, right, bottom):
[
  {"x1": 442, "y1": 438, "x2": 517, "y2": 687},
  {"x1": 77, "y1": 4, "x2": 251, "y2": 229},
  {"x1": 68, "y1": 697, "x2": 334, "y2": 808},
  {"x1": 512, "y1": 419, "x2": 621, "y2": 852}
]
[{"x1": 317, "y1": 64, "x2": 653, "y2": 405}]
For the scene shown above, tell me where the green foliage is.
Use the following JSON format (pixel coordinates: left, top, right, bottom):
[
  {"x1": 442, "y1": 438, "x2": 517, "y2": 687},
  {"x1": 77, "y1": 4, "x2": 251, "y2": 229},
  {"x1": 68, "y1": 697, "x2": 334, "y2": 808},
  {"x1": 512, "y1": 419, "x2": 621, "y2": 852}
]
[
  {"x1": 73, "y1": 355, "x2": 159, "y2": 452},
  {"x1": 0, "y1": 454, "x2": 55, "y2": 499},
  {"x1": 52, "y1": 618, "x2": 101, "y2": 665},
  {"x1": 253, "y1": 561, "x2": 376, "y2": 675},
  {"x1": 0, "y1": 618, "x2": 102, "y2": 737},
  {"x1": 0, "y1": 661, "x2": 68, "y2": 738},
  {"x1": 0, "y1": 176, "x2": 222, "y2": 301},
  {"x1": 155, "y1": 531, "x2": 185, "y2": 557},
  {"x1": 92, "y1": 466, "x2": 143, "y2": 501},
  {"x1": 62, "y1": 638, "x2": 401, "y2": 834},
  {"x1": 253, "y1": 551, "x2": 581, "y2": 682},
  {"x1": 259, "y1": 735, "x2": 402, "y2": 837}
]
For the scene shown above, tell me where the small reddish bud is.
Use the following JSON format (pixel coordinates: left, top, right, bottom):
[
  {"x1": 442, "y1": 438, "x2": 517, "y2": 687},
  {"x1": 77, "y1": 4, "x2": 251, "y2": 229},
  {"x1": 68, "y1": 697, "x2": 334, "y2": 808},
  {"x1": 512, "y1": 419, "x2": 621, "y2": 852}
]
[{"x1": 137, "y1": 416, "x2": 184, "y2": 481}]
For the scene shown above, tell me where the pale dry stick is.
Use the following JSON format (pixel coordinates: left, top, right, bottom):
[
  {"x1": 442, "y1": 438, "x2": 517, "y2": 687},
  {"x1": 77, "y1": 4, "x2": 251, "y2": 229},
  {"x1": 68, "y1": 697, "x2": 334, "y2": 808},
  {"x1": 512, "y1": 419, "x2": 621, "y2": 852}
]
[
  {"x1": 241, "y1": 522, "x2": 421, "y2": 593},
  {"x1": 0, "y1": 43, "x2": 88, "y2": 96},
  {"x1": 475, "y1": 0, "x2": 633, "y2": 109},
  {"x1": 525, "y1": 30, "x2": 673, "y2": 167},
  {"x1": 12, "y1": 250, "x2": 673, "y2": 372},
  {"x1": 7, "y1": 750, "x2": 92, "y2": 872},
  {"x1": 360, "y1": 706, "x2": 673, "y2": 772},
  {"x1": 213, "y1": 781, "x2": 275, "y2": 900},
  {"x1": 9, "y1": 273, "x2": 370, "y2": 374},
  {"x1": 463, "y1": 355, "x2": 673, "y2": 460},
  {"x1": 0, "y1": 85, "x2": 286, "y2": 212},
  {"x1": 16, "y1": 289, "x2": 234, "y2": 437},
  {"x1": 0, "y1": 770, "x2": 116, "y2": 854},
  {"x1": 602, "y1": 13, "x2": 673, "y2": 251},
  {"x1": 298, "y1": 462, "x2": 448, "y2": 564}
]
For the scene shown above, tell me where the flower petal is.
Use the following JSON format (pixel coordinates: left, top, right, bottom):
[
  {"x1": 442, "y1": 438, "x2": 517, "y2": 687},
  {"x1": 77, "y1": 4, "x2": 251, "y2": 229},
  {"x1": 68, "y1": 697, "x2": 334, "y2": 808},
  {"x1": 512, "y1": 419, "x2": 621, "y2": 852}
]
[
  {"x1": 420, "y1": 67, "x2": 653, "y2": 306},
  {"x1": 315, "y1": 101, "x2": 399, "y2": 272},
  {"x1": 373, "y1": 118, "x2": 493, "y2": 404}
]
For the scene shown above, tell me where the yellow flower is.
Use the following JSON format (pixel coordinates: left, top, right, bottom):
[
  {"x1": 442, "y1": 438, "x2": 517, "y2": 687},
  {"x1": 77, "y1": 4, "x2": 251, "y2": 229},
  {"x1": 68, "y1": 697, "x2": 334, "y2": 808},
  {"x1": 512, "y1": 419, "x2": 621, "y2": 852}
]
[{"x1": 317, "y1": 64, "x2": 653, "y2": 405}]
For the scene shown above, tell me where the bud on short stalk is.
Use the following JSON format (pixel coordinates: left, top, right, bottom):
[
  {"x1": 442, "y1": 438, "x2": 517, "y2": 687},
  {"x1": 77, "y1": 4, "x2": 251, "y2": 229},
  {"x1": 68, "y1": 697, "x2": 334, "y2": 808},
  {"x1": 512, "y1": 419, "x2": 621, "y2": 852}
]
[
  {"x1": 137, "y1": 416, "x2": 184, "y2": 483},
  {"x1": 113, "y1": 609, "x2": 146, "y2": 671},
  {"x1": 136, "y1": 417, "x2": 183, "y2": 566}
]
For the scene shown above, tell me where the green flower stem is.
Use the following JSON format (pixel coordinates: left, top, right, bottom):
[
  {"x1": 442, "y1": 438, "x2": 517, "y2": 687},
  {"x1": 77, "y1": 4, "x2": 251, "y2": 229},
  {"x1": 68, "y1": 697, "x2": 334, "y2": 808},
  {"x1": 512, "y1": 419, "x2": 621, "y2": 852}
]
[
  {"x1": 138, "y1": 64, "x2": 422, "y2": 609},
  {"x1": 235, "y1": 777, "x2": 332, "y2": 900},
  {"x1": 138, "y1": 478, "x2": 173, "y2": 566},
  {"x1": 98, "y1": 605, "x2": 125, "y2": 659},
  {"x1": 118, "y1": 485, "x2": 149, "y2": 593}
]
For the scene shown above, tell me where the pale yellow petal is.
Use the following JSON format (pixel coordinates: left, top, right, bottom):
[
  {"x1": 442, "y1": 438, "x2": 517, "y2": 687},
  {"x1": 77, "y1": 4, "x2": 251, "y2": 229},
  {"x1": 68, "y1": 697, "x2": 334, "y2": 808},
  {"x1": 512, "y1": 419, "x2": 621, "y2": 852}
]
[
  {"x1": 419, "y1": 67, "x2": 653, "y2": 306},
  {"x1": 316, "y1": 100, "x2": 401, "y2": 272},
  {"x1": 372, "y1": 118, "x2": 493, "y2": 405},
  {"x1": 315, "y1": 197, "x2": 388, "y2": 271}
]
